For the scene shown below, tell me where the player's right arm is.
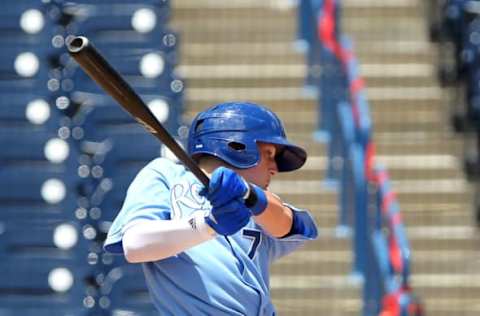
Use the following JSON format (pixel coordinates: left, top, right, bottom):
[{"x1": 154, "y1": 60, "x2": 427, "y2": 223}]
[
  {"x1": 122, "y1": 213, "x2": 215, "y2": 263},
  {"x1": 105, "y1": 159, "x2": 249, "y2": 262},
  {"x1": 121, "y1": 193, "x2": 252, "y2": 263}
]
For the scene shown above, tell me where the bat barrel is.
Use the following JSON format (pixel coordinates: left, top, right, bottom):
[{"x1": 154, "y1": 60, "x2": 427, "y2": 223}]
[
  {"x1": 66, "y1": 36, "x2": 210, "y2": 187},
  {"x1": 66, "y1": 36, "x2": 88, "y2": 53}
]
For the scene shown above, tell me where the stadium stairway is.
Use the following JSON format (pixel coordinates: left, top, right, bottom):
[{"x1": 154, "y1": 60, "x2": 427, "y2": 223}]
[{"x1": 170, "y1": 0, "x2": 480, "y2": 315}]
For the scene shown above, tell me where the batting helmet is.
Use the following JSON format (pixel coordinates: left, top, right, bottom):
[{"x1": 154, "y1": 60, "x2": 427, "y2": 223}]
[{"x1": 187, "y1": 101, "x2": 307, "y2": 172}]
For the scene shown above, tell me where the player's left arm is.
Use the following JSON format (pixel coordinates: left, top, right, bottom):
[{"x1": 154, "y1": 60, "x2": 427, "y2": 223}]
[
  {"x1": 204, "y1": 167, "x2": 317, "y2": 239},
  {"x1": 245, "y1": 184, "x2": 318, "y2": 239},
  {"x1": 252, "y1": 191, "x2": 293, "y2": 237}
]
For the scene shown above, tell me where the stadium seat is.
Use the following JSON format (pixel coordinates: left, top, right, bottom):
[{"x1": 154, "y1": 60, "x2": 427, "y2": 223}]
[
  {"x1": 0, "y1": 218, "x2": 95, "y2": 261},
  {"x1": 0, "y1": 307, "x2": 96, "y2": 316},
  {"x1": 0, "y1": 44, "x2": 57, "y2": 93},
  {"x1": 0, "y1": 128, "x2": 78, "y2": 167},
  {"x1": 99, "y1": 264, "x2": 157, "y2": 315},
  {"x1": 0, "y1": 165, "x2": 79, "y2": 207},
  {"x1": 69, "y1": 92, "x2": 182, "y2": 142},
  {"x1": 59, "y1": 0, "x2": 169, "y2": 7},
  {"x1": 0, "y1": 256, "x2": 95, "y2": 309},
  {"x1": 0, "y1": 94, "x2": 66, "y2": 130},
  {"x1": 0, "y1": 4, "x2": 57, "y2": 45},
  {"x1": 61, "y1": 2, "x2": 170, "y2": 34},
  {"x1": 64, "y1": 56, "x2": 184, "y2": 109}
]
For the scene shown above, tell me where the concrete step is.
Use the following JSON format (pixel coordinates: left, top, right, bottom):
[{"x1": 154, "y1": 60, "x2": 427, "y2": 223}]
[
  {"x1": 276, "y1": 189, "x2": 470, "y2": 210},
  {"x1": 299, "y1": 225, "x2": 479, "y2": 252},
  {"x1": 271, "y1": 247, "x2": 480, "y2": 276},
  {"x1": 182, "y1": 85, "x2": 443, "y2": 106},
  {"x1": 177, "y1": 41, "x2": 435, "y2": 65},
  {"x1": 343, "y1": 17, "x2": 427, "y2": 42},
  {"x1": 273, "y1": 297, "x2": 480, "y2": 316},
  {"x1": 184, "y1": 99, "x2": 446, "y2": 122},
  {"x1": 278, "y1": 168, "x2": 462, "y2": 182},
  {"x1": 310, "y1": 209, "x2": 474, "y2": 229},
  {"x1": 178, "y1": 43, "x2": 304, "y2": 65},
  {"x1": 274, "y1": 154, "x2": 465, "y2": 181},
  {"x1": 271, "y1": 274, "x2": 480, "y2": 316},
  {"x1": 342, "y1": 0, "x2": 419, "y2": 20},
  {"x1": 273, "y1": 297, "x2": 361, "y2": 316},
  {"x1": 185, "y1": 109, "x2": 448, "y2": 134},
  {"x1": 289, "y1": 133, "x2": 462, "y2": 156},
  {"x1": 177, "y1": 63, "x2": 438, "y2": 87}
]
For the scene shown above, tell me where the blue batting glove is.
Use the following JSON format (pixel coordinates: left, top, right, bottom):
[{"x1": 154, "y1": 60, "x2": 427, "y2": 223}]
[
  {"x1": 203, "y1": 167, "x2": 249, "y2": 206},
  {"x1": 200, "y1": 167, "x2": 268, "y2": 217},
  {"x1": 205, "y1": 200, "x2": 251, "y2": 235}
]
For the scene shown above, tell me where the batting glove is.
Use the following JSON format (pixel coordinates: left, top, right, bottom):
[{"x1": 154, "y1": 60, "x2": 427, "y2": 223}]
[
  {"x1": 202, "y1": 167, "x2": 268, "y2": 216},
  {"x1": 205, "y1": 200, "x2": 251, "y2": 235}
]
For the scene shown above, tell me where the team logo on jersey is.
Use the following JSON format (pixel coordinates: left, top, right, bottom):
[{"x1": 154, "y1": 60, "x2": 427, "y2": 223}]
[{"x1": 170, "y1": 181, "x2": 209, "y2": 219}]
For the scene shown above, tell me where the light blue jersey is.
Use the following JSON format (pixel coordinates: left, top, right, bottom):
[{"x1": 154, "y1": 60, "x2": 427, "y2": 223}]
[{"x1": 105, "y1": 158, "x2": 318, "y2": 316}]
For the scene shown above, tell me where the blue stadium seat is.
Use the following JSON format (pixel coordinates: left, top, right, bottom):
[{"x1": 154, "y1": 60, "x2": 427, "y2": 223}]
[
  {"x1": 67, "y1": 56, "x2": 178, "y2": 94},
  {"x1": 0, "y1": 3, "x2": 57, "y2": 43},
  {"x1": 62, "y1": 2, "x2": 170, "y2": 34},
  {"x1": 59, "y1": 0, "x2": 169, "y2": 7},
  {"x1": 88, "y1": 164, "x2": 150, "y2": 223},
  {"x1": 0, "y1": 127, "x2": 82, "y2": 208},
  {"x1": 0, "y1": 202, "x2": 82, "y2": 223},
  {"x1": 0, "y1": 256, "x2": 95, "y2": 309},
  {"x1": 99, "y1": 264, "x2": 156, "y2": 315},
  {"x1": 70, "y1": 93, "x2": 182, "y2": 141},
  {"x1": 0, "y1": 218, "x2": 96, "y2": 262},
  {"x1": 0, "y1": 94, "x2": 66, "y2": 130},
  {"x1": 0, "y1": 129, "x2": 85, "y2": 221},
  {"x1": 0, "y1": 128, "x2": 77, "y2": 166},
  {"x1": 65, "y1": 62, "x2": 184, "y2": 107},
  {"x1": 86, "y1": 134, "x2": 162, "y2": 170},
  {"x1": 0, "y1": 165, "x2": 79, "y2": 207},
  {"x1": 0, "y1": 307, "x2": 95, "y2": 316},
  {"x1": 0, "y1": 44, "x2": 56, "y2": 93}
]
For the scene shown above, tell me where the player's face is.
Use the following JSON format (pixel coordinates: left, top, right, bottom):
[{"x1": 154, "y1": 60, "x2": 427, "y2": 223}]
[{"x1": 236, "y1": 143, "x2": 278, "y2": 189}]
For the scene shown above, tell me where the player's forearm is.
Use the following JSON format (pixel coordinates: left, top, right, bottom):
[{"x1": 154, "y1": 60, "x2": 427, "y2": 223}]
[
  {"x1": 122, "y1": 213, "x2": 215, "y2": 263},
  {"x1": 253, "y1": 191, "x2": 293, "y2": 238}
]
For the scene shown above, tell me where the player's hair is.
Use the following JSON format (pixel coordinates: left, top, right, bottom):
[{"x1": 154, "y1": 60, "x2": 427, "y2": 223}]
[{"x1": 187, "y1": 101, "x2": 307, "y2": 172}]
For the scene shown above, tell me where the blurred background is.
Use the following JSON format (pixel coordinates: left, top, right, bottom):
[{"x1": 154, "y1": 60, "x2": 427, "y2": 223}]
[{"x1": 0, "y1": 0, "x2": 479, "y2": 315}]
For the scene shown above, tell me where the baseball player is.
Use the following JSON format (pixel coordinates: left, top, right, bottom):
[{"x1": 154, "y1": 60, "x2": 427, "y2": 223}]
[{"x1": 104, "y1": 101, "x2": 318, "y2": 315}]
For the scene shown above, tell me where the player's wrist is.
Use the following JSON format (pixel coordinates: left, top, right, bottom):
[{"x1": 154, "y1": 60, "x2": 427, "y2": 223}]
[
  {"x1": 244, "y1": 183, "x2": 268, "y2": 216},
  {"x1": 189, "y1": 211, "x2": 217, "y2": 237}
]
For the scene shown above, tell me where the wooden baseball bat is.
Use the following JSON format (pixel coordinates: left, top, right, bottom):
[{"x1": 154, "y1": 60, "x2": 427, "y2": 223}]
[{"x1": 66, "y1": 36, "x2": 210, "y2": 186}]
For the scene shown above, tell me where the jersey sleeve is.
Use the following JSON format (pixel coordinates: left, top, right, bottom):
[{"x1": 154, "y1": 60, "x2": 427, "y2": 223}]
[
  {"x1": 265, "y1": 204, "x2": 318, "y2": 262},
  {"x1": 104, "y1": 159, "x2": 172, "y2": 254}
]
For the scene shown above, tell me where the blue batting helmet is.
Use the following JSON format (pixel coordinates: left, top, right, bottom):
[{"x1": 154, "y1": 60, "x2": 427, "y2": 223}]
[{"x1": 187, "y1": 101, "x2": 307, "y2": 172}]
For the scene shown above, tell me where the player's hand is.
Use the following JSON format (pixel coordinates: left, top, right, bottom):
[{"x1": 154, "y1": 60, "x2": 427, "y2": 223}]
[
  {"x1": 202, "y1": 166, "x2": 268, "y2": 217},
  {"x1": 203, "y1": 167, "x2": 249, "y2": 206},
  {"x1": 200, "y1": 167, "x2": 251, "y2": 235},
  {"x1": 204, "y1": 200, "x2": 251, "y2": 235}
]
